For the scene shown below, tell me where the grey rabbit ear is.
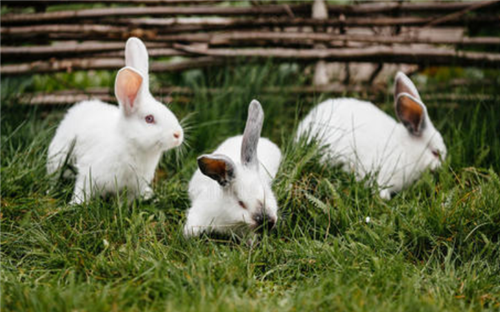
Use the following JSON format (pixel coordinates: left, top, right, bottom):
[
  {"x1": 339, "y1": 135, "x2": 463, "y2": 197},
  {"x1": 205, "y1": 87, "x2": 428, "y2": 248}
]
[
  {"x1": 197, "y1": 154, "x2": 236, "y2": 187},
  {"x1": 241, "y1": 100, "x2": 264, "y2": 170}
]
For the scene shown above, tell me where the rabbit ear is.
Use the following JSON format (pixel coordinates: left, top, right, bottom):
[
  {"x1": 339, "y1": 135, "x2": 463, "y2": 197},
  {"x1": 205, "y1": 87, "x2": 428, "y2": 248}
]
[
  {"x1": 241, "y1": 100, "x2": 264, "y2": 170},
  {"x1": 125, "y1": 37, "x2": 149, "y2": 83},
  {"x1": 394, "y1": 72, "x2": 427, "y2": 136},
  {"x1": 198, "y1": 154, "x2": 236, "y2": 187},
  {"x1": 394, "y1": 71, "x2": 421, "y2": 101},
  {"x1": 115, "y1": 67, "x2": 144, "y2": 116},
  {"x1": 395, "y1": 94, "x2": 427, "y2": 136}
]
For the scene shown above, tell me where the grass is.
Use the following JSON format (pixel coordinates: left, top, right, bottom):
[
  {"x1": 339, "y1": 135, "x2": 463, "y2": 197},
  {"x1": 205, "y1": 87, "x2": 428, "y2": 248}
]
[{"x1": 1, "y1": 63, "x2": 500, "y2": 311}]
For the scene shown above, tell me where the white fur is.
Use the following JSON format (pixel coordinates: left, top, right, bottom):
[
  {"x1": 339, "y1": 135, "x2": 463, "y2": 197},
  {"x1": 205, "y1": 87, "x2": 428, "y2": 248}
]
[
  {"x1": 297, "y1": 72, "x2": 446, "y2": 200},
  {"x1": 184, "y1": 103, "x2": 282, "y2": 237},
  {"x1": 47, "y1": 38, "x2": 183, "y2": 204}
]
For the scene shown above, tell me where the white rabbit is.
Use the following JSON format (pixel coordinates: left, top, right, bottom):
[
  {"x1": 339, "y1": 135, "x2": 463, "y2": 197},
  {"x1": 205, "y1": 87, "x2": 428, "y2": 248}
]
[
  {"x1": 47, "y1": 37, "x2": 183, "y2": 204},
  {"x1": 184, "y1": 100, "x2": 282, "y2": 237},
  {"x1": 297, "y1": 72, "x2": 446, "y2": 200}
]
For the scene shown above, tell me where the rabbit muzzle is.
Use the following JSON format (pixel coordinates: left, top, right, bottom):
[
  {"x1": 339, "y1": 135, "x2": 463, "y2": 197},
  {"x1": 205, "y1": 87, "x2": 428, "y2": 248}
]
[{"x1": 252, "y1": 212, "x2": 276, "y2": 233}]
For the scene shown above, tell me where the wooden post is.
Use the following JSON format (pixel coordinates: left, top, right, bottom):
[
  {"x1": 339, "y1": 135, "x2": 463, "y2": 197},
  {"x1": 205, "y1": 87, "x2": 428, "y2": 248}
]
[{"x1": 312, "y1": 0, "x2": 329, "y2": 86}]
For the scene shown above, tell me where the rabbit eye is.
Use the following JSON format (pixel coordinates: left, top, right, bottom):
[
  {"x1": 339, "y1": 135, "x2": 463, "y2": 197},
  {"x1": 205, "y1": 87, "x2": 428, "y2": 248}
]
[
  {"x1": 145, "y1": 115, "x2": 155, "y2": 124},
  {"x1": 238, "y1": 201, "x2": 247, "y2": 209}
]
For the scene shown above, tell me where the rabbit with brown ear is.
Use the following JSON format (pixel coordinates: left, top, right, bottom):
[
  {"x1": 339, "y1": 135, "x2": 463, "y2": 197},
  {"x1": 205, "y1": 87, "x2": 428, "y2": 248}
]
[
  {"x1": 47, "y1": 38, "x2": 183, "y2": 204},
  {"x1": 297, "y1": 72, "x2": 446, "y2": 200},
  {"x1": 184, "y1": 100, "x2": 282, "y2": 237}
]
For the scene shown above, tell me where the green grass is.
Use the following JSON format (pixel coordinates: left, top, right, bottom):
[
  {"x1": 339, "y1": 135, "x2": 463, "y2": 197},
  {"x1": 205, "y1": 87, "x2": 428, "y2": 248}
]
[{"x1": 1, "y1": 63, "x2": 500, "y2": 311}]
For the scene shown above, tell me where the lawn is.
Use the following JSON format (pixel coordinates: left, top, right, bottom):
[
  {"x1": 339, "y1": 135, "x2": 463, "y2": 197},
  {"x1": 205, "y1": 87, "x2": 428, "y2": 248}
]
[{"x1": 1, "y1": 63, "x2": 500, "y2": 311}]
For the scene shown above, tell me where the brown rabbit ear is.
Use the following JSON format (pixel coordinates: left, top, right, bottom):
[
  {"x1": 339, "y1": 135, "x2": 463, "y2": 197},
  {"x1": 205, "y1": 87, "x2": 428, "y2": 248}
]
[
  {"x1": 241, "y1": 100, "x2": 264, "y2": 170},
  {"x1": 197, "y1": 154, "x2": 236, "y2": 187},
  {"x1": 115, "y1": 67, "x2": 143, "y2": 116},
  {"x1": 395, "y1": 94, "x2": 426, "y2": 136}
]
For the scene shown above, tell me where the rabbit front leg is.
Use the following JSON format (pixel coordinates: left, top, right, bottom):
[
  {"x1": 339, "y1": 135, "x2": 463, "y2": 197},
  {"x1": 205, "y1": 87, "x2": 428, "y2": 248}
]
[
  {"x1": 183, "y1": 214, "x2": 205, "y2": 238},
  {"x1": 70, "y1": 175, "x2": 89, "y2": 205},
  {"x1": 138, "y1": 178, "x2": 154, "y2": 200}
]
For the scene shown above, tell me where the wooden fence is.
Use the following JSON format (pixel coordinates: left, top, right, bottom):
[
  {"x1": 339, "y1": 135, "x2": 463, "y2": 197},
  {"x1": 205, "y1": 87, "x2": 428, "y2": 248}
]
[{"x1": 1, "y1": 0, "x2": 499, "y2": 104}]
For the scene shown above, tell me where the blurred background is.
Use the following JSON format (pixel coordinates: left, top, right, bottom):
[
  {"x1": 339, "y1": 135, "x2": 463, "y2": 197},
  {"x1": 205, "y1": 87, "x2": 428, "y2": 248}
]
[{"x1": 2, "y1": 0, "x2": 499, "y2": 156}]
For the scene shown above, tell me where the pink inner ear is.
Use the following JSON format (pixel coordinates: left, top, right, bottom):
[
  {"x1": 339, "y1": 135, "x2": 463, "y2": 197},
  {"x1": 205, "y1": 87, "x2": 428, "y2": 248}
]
[
  {"x1": 116, "y1": 68, "x2": 143, "y2": 113},
  {"x1": 127, "y1": 94, "x2": 136, "y2": 108}
]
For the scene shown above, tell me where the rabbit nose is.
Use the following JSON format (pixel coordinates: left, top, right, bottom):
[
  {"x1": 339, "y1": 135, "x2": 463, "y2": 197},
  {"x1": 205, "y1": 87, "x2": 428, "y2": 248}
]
[
  {"x1": 173, "y1": 131, "x2": 181, "y2": 139},
  {"x1": 266, "y1": 217, "x2": 276, "y2": 231},
  {"x1": 253, "y1": 213, "x2": 276, "y2": 232}
]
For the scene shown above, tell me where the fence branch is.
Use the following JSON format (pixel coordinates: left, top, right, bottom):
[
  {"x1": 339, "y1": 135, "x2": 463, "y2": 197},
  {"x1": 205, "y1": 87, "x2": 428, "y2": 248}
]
[
  {"x1": 1, "y1": 4, "x2": 311, "y2": 25},
  {"x1": 1, "y1": 0, "x2": 224, "y2": 6},
  {"x1": 18, "y1": 85, "x2": 496, "y2": 106},
  {"x1": 0, "y1": 56, "x2": 226, "y2": 75},
  {"x1": 3, "y1": 33, "x2": 499, "y2": 61},
  {"x1": 174, "y1": 45, "x2": 500, "y2": 67},
  {"x1": 3, "y1": 15, "x2": 498, "y2": 42},
  {"x1": 3, "y1": 45, "x2": 500, "y2": 76},
  {"x1": 3, "y1": 3, "x2": 499, "y2": 26},
  {"x1": 100, "y1": 15, "x2": 500, "y2": 29},
  {"x1": 423, "y1": 0, "x2": 499, "y2": 28},
  {"x1": 3, "y1": 1, "x2": 498, "y2": 16}
]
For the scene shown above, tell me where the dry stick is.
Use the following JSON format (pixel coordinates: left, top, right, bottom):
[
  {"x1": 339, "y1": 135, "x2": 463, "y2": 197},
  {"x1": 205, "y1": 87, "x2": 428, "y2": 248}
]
[
  {"x1": 3, "y1": 45, "x2": 500, "y2": 76},
  {"x1": 18, "y1": 84, "x2": 372, "y2": 106},
  {"x1": 0, "y1": 43, "x2": 357, "y2": 61},
  {"x1": 326, "y1": 1, "x2": 499, "y2": 15},
  {"x1": 196, "y1": 31, "x2": 500, "y2": 46},
  {"x1": 0, "y1": 4, "x2": 312, "y2": 25},
  {"x1": 368, "y1": 63, "x2": 384, "y2": 85},
  {"x1": 173, "y1": 45, "x2": 500, "y2": 67},
  {"x1": 0, "y1": 23, "x2": 158, "y2": 42},
  {"x1": 101, "y1": 15, "x2": 500, "y2": 29},
  {"x1": 0, "y1": 56, "x2": 225, "y2": 75},
  {"x1": 3, "y1": 15, "x2": 498, "y2": 40},
  {"x1": 1, "y1": 0, "x2": 225, "y2": 6},
  {"x1": 1, "y1": 58, "x2": 125, "y2": 75},
  {"x1": 0, "y1": 43, "x2": 181, "y2": 59},
  {"x1": 108, "y1": 17, "x2": 236, "y2": 27},
  {"x1": 3, "y1": 4, "x2": 499, "y2": 26},
  {"x1": 95, "y1": 48, "x2": 189, "y2": 58},
  {"x1": 423, "y1": 0, "x2": 500, "y2": 28},
  {"x1": 0, "y1": 24, "x2": 129, "y2": 36},
  {"x1": 0, "y1": 19, "x2": 418, "y2": 38},
  {"x1": 2, "y1": 1, "x2": 497, "y2": 16},
  {"x1": 20, "y1": 86, "x2": 496, "y2": 105}
]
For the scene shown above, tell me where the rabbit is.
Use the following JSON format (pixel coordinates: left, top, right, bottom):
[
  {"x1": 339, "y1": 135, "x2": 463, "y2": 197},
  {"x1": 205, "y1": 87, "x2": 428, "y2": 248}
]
[
  {"x1": 296, "y1": 71, "x2": 446, "y2": 200},
  {"x1": 184, "y1": 100, "x2": 282, "y2": 237},
  {"x1": 47, "y1": 37, "x2": 183, "y2": 204}
]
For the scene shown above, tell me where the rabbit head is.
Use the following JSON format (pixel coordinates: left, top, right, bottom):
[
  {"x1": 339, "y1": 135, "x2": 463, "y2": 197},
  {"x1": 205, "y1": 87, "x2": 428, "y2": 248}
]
[
  {"x1": 197, "y1": 100, "x2": 278, "y2": 232},
  {"x1": 115, "y1": 37, "x2": 183, "y2": 153},
  {"x1": 394, "y1": 71, "x2": 447, "y2": 171}
]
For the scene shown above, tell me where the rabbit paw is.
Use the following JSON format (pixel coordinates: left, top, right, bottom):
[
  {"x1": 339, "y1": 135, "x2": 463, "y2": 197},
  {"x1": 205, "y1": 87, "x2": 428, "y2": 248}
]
[
  {"x1": 141, "y1": 187, "x2": 154, "y2": 201},
  {"x1": 69, "y1": 195, "x2": 84, "y2": 206},
  {"x1": 379, "y1": 189, "x2": 392, "y2": 200}
]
